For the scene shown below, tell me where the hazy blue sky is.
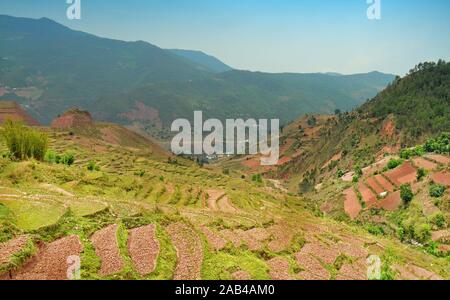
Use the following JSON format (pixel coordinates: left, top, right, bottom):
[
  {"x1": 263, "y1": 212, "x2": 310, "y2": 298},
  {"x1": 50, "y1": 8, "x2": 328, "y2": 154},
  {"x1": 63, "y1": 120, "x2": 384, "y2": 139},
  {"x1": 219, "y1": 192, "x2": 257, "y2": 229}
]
[{"x1": 1, "y1": 0, "x2": 449, "y2": 75}]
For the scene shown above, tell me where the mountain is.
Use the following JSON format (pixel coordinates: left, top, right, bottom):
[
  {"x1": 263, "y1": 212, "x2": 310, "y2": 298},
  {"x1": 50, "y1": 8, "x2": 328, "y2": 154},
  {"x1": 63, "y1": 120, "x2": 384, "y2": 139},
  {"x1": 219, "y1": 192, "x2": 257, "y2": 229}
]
[
  {"x1": 0, "y1": 15, "x2": 395, "y2": 140},
  {"x1": 169, "y1": 49, "x2": 233, "y2": 73}
]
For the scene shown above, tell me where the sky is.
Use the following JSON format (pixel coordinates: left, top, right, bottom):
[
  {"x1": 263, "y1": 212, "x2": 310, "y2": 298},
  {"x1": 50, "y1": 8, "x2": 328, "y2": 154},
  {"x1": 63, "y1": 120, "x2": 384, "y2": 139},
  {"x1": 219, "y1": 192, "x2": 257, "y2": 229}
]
[{"x1": 0, "y1": 0, "x2": 449, "y2": 75}]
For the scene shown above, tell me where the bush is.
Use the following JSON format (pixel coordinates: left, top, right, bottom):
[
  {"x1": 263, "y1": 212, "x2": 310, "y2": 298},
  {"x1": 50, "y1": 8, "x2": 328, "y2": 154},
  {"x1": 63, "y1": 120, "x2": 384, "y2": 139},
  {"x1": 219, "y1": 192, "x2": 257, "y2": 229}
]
[
  {"x1": 400, "y1": 184, "x2": 413, "y2": 204},
  {"x1": 44, "y1": 151, "x2": 74, "y2": 166},
  {"x1": 87, "y1": 161, "x2": 100, "y2": 171},
  {"x1": 429, "y1": 184, "x2": 445, "y2": 198},
  {"x1": 387, "y1": 158, "x2": 403, "y2": 170},
  {"x1": 60, "y1": 153, "x2": 75, "y2": 166},
  {"x1": 416, "y1": 168, "x2": 426, "y2": 181},
  {"x1": 354, "y1": 165, "x2": 363, "y2": 177},
  {"x1": 429, "y1": 213, "x2": 445, "y2": 229},
  {"x1": 44, "y1": 150, "x2": 58, "y2": 164},
  {"x1": 424, "y1": 133, "x2": 449, "y2": 154},
  {"x1": 2, "y1": 120, "x2": 48, "y2": 161}
]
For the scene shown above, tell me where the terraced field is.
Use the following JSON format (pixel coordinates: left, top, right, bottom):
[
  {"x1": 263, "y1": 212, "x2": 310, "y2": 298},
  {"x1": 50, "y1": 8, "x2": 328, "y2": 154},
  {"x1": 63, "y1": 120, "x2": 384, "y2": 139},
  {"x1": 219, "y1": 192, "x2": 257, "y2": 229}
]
[{"x1": 0, "y1": 127, "x2": 449, "y2": 280}]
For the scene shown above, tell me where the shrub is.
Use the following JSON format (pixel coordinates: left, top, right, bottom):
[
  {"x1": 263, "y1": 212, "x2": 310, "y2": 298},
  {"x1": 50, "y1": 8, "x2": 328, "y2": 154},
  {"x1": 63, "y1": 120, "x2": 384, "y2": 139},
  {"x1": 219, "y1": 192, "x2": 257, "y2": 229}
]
[
  {"x1": 2, "y1": 120, "x2": 48, "y2": 161},
  {"x1": 354, "y1": 165, "x2": 363, "y2": 177},
  {"x1": 44, "y1": 150, "x2": 58, "y2": 164},
  {"x1": 387, "y1": 158, "x2": 403, "y2": 170},
  {"x1": 337, "y1": 169, "x2": 345, "y2": 178},
  {"x1": 416, "y1": 168, "x2": 426, "y2": 181},
  {"x1": 424, "y1": 133, "x2": 449, "y2": 154},
  {"x1": 87, "y1": 161, "x2": 100, "y2": 171},
  {"x1": 429, "y1": 184, "x2": 445, "y2": 198},
  {"x1": 429, "y1": 213, "x2": 445, "y2": 229},
  {"x1": 400, "y1": 184, "x2": 413, "y2": 204},
  {"x1": 60, "y1": 153, "x2": 75, "y2": 166}
]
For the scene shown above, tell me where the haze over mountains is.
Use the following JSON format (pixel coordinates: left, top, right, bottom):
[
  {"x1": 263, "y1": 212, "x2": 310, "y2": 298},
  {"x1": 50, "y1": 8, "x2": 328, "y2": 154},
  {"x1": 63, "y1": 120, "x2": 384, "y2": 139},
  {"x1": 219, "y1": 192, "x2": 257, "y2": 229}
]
[{"x1": 0, "y1": 15, "x2": 395, "y2": 139}]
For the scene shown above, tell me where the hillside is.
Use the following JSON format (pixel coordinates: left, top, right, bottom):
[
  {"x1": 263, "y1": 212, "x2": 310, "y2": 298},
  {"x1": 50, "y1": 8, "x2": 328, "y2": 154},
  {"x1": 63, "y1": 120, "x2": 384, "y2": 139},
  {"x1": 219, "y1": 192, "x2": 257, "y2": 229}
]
[
  {"x1": 0, "y1": 15, "x2": 395, "y2": 139},
  {"x1": 270, "y1": 61, "x2": 449, "y2": 188},
  {"x1": 0, "y1": 101, "x2": 39, "y2": 126},
  {"x1": 213, "y1": 62, "x2": 450, "y2": 266},
  {"x1": 0, "y1": 120, "x2": 448, "y2": 280},
  {"x1": 169, "y1": 49, "x2": 233, "y2": 73}
]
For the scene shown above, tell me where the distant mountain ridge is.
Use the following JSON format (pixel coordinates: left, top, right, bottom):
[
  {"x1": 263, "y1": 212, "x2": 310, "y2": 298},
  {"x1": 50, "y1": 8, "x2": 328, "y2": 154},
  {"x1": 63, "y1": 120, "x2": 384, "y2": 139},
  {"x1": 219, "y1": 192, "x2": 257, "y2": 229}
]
[
  {"x1": 169, "y1": 49, "x2": 233, "y2": 73},
  {"x1": 0, "y1": 15, "x2": 395, "y2": 140}
]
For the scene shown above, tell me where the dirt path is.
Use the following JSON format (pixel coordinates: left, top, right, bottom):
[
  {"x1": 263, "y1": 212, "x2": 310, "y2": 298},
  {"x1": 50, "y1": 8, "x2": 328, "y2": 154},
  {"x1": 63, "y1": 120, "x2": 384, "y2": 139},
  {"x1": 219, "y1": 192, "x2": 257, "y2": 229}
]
[
  {"x1": 91, "y1": 224, "x2": 124, "y2": 276},
  {"x1": 217, "y1": 195, "x2": 237, "y2": 213},
  {"x1": 128, "y1": 225, "x2": 160, "y2": 276},
  {"x1": 267, "y1": 257, "x2": 293, "y2": 280},
  {"x1": 8, "y1": 235, "x2": 83, "y2": 280},
  {"x1": 206, "y1": 190, "x2": 223, "y2": 211},
  {"x1": 0, "y1": 235, "x2": 30, "y2": 266},
  {"x1": 343, "y1": 188, "x2": 362, "y2": 220},
  {"x1": 40, "y1": 184, "x2": 74, "y2": 197},
  {"x1": 166, "y1": 222, "x2": 203, "y2": 280}
]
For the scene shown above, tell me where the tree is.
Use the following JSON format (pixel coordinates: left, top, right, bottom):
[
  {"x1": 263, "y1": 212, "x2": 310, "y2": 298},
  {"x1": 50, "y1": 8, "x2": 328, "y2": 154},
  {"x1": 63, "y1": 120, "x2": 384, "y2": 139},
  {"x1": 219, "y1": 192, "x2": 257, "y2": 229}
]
[
  {"x1": 416, "y1": 168, "x2": 426, "y2": 181},
  {"x1": 400, "y1": 184, "x2": 413, "y2": 204}
]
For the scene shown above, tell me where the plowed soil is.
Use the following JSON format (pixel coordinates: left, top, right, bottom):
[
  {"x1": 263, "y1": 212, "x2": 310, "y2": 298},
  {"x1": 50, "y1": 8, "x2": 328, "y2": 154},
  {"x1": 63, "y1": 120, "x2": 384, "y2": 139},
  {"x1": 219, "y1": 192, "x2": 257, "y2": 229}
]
[
  {"x1": 199, "y1": 226, "x2": 227, "y2": 251},
  {"x1": 295, "y1": 252, "x2": 330, "y2": 280},
  {"x1": 374, "y1": 174, "x2": 395, "y2": 192},
  {"x1": 232, "y1": 270, "x2": 252, "y2": 280},
  {"x1": 358, "y1": 182, "x2": 377, "y2": 207},
  {"x1": 9, "y1": 235, "x2": 83, "y2": 280},
  {"x1": 366, "y1": 177, "x2": 385, "y2": 195},
  {"x1": 343, "y1": 188, "x2": 362, "y2": 220},
  {"x1": 378, "y1": 191, "x2": 402, "y2": 211},
  {"x1": 297, "y1": 241, "x2": 340, "y2": 265},
  {"x1": 128, "y1": 225, "x2": 160, "y2": 276},
  {"x1": 267, "y1": 257, "x2": 293, "y2": 280},
  {"x1": 91, "y1": 224, "x2": 124, "y2": 276},
  {"x1": 267, "y1": 223, "x2": 294, "y2": 252},
  {"x1": 425, "y1": 154, "x2": 450, "y2": 165},
  {"x1": 166, "y1": 222, "x2": 203, "y2": 280},
  {"x1": 413, "y1": 157, "x2": 437, "y2": 171},
  {"x1": 384, "y1": 162, "x2": 417, "y2": 186},
  {"x1": 219, "y1": 229, "x2": 242, "y2": 247},
  {"x1": 432, "y1": 171, "x2": 450, "y2": 186},
  {"x1": 0, "y1": 235, "x2": 30, "y2": 266},
  {"x1": 336, "y1": 261, "x2": 366, "y2": 280}
]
